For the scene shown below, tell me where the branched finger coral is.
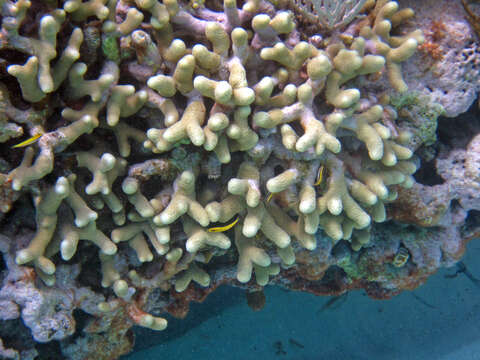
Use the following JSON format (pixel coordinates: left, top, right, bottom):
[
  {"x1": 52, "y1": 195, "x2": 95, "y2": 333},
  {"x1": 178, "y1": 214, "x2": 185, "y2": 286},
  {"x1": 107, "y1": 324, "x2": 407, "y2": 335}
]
[{"x1": 0, "y1": 0, "x2": 432, "y2": 352}]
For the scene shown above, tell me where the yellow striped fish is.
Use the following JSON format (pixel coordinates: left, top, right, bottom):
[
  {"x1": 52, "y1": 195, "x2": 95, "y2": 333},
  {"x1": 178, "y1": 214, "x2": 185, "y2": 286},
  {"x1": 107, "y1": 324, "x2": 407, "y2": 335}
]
[
  {"x1": 314, "y1": 165, "x2": 324, "y2": 186},
  {"x1": 207, "y1": 216, "x2": 239, "y2": 233},
  {"x1": 266, "y1": 192, "x2": 274, "y2": 203},
  {"x1": 11, "y1": 133, "x2": 43, "y2": 148},
  {"x1": 392, "y1": 247, "x2": 410, "y2": 268}
]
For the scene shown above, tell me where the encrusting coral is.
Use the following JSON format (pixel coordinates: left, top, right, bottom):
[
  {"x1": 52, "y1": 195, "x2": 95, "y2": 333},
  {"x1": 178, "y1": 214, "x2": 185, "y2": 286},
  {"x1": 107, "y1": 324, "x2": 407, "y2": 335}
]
[{"x1": 2, "y1": 0, "x2": 466, "y2": 356}]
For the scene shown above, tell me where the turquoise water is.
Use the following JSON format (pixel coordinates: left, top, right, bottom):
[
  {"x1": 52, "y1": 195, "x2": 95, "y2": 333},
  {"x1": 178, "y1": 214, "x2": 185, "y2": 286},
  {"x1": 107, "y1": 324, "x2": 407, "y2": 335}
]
[{"x1": 124, "y1": 241, "x2": 480, "y2": 360}]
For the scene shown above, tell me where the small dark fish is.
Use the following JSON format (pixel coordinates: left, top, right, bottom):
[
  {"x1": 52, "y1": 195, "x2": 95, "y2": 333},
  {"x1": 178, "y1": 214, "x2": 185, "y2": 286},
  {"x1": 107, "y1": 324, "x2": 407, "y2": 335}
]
[
  {"x1": 317, "y1": 293, "x2": 348, "y2": 313},
  {"x1": 444, "y1": 261, "x2": 465, "y2": 279},
  {"x1": 246, "y1": 290, "x2": 266, "y2": 312},
  {"x1": 460, "y1": 262, "x2": 480, "y2": 289},
  {"x1": 288, "y1": 338, "x2": 305, "y2": 349},
  {"x1": 411, "y1": 293, "x2": 436, "y2": 309},
  {"x1": 445, "y1": 262, "x2": 480, "y2": 289},
  {"x1": 273, "y1": 341, "x2": 286, "y2": 355}
]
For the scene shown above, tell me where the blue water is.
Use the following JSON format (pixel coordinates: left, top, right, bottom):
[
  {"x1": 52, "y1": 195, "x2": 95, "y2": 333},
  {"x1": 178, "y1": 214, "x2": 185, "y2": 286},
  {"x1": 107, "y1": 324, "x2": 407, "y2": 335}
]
[{"x1": 124, "y1": 240, "x2": 480, "y2": 360}]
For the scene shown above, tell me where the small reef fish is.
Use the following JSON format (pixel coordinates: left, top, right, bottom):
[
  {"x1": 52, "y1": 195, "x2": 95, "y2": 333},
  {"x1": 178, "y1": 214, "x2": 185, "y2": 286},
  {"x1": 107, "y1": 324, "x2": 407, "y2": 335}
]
[
  {"x1": 207, "y1": 216, "x2": 239, "y2": 233},
  {"x1": 411, "y1": 293, "x2": 436, "y2": 309},
  {"x1": 288, "y1": 338, "x2": 305, "y2": 349},
  {"x1": 392, "y1": 247, "x2": 410, "y2": 267},
  {"x1": 11, "y1": 133, "x2": 43, "y2": 148},
  {"x1": 445, "y1": 261, "x2": 480, "y2": 289},
  {"x1": 314, "y1": 165, "x2": 324, "y2": 186},
  {"x1": 266, "y1": 192, "x2": 274, "y2": 203},
  {"x1": 273, "y1": 341, "x2": 287, "y2": 355},
  {"x1": 317, "y1": 293, "x2": 348, "y2": 313},
  {"x1": 246, "y1": 289, "x2": 266, "y2": 311}
]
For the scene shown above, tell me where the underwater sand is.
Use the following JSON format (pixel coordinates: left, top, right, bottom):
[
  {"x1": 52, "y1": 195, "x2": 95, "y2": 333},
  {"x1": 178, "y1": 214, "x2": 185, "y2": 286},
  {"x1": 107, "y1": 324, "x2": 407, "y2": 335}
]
[{"x1": 124, "y1": 240, "x2": 480, "y2": 360}]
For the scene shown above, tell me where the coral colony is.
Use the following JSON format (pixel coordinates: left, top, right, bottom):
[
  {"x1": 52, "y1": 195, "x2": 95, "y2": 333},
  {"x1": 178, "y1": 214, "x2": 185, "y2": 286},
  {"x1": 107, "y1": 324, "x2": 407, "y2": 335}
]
[{"x1": 0, "y1": 0, "x2": 478, "y2": 358}]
